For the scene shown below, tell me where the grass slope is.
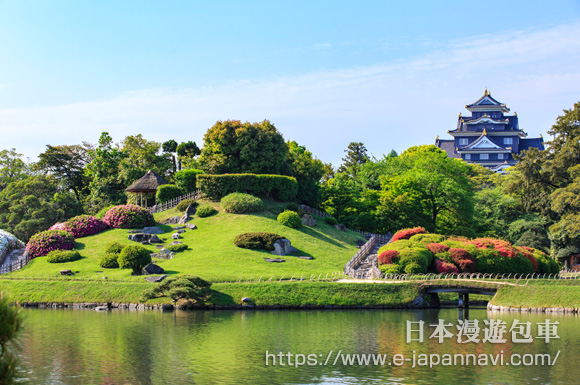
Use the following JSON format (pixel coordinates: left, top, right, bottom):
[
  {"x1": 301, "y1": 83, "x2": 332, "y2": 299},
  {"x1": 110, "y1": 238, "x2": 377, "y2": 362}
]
[
  {"x1": 6, "y1": 200, "x2": 364, "y2": 282},
  {"x1": 491, "y1": 281, "x2": 580, "y2": 308}
]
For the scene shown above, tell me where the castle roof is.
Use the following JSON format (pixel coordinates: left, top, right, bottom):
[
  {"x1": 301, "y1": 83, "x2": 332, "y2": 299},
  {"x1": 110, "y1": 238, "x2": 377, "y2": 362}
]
[{"x1": 465, "y1": 89, "x2": 510, "y2": 113}]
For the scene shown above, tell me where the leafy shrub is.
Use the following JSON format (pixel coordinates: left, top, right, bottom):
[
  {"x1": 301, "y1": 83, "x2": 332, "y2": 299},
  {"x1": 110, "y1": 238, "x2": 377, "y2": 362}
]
[
  {"x1": 277, "y1": 211, "x2": 302, "y2": 229},
  {"x1": 99, "y1": 253, "x2": 119, "y2": 268},
  {"x1": 457, "y1": 259, "x2": 476, "y2": 273},
  {"x1": 167, "y1": 243, "x2": 188, "y2": 252},
  {"x1": 404, "y1": 262, "x2": 424, "y2": 274},
  {"x1": 233, "y1": 232, "x2": 284, "y2": 251},
  {"x1": 381, "y1": 264, "x2": 403, "y2": 275},
  {"x1": 378, "y1": 240, "x2": 425, "y2": 254},
  {"x1": 392, "y1": 227, "x2": 427, "y2": 242},
  {"x1": 196, "y1": 173, "x2": 298, "y2": 201},
  {"x1": 524, "y1": 247, "x2": 559, "y2": 274},
  {"x1": 105, "y1": 242, "x2": 124, "y2": 255},
  {"x1": 103, "y1": 205, "x2": 155, "y2": 229},
  {"x1": 324, "y1": 217, "x2": 338, "y2": 225},
  {"x1": 118, "y1": 245, "x2": 152, "y2": 274},
  {"x1": 62, "y1": 215, "x2": 108, "y2": 238},
  {"x1": 467, "y1": 238, "x2": 520, "y2": 258},
  {"x1": 95, "y1": 205, "x2": 115, "y2": 219},
  {"x1": 197, "y1": 206, "x2": 218, "y2": 218},
  {"x1": 448, "y1": 248, "x2": 475, "y2": 263},
  {"x1": 174, "y1": 169, "x2": 204, "y2": 193},
  {"x1": 285, "y1": 203, "x2": 299, "y2": 212},
  {"x1": 435, "y1": 259, "x2": 459, "y2": 274},
  {"x1": 515, "y1": 246, "x2": 538, "y2": 272},
  {"x1": 409, "y1": 233, "x2": 447, "y2": 244},
  {"x1": 221, "y1": 193, "x2": 264, "y2": 214},
  {"x1": 176, "y1": 199, "x2": 198, "y2": 212},
  {"x1": 426, "y1": 243, "x2": 450, "y2": 254},
  {"x1": 46, "y1": 250, "x2": 81, "y2": 263},
  {"x1": 48, "y1": 223, "x2": 66, "y2": 231},
  {"x1": 156, "y1": 184, "x2": 184, "y2": 204},
  {"x1": 25, "y1": 230, "x2": 75, "y2": 258},
  {"x1": 476, "y1": 252, "x2": 534, "y2": 274},
  {"x1": 378, "y1": 250, "x2": 400, "y2": 265},
  {"x1": 398, "y1": 248, "x2": 433, "y2": 273}
]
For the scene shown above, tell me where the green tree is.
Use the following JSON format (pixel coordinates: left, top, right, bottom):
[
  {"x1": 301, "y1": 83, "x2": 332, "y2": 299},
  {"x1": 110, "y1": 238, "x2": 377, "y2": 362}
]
[
  {"x1": 35, "y1": 144, "x2": 90, "y2": 202},
  {"x1": 338, "y1": 142, "x2": 368, "y2": 175},
  {"x1": 162, "y1": 139, "x2": 178, "y2": 173},
  {"x1": 118, "y1": 245, "x2": 152, "y2": 275},
  {"x1": 0, "y1": 295, "x2": 21, "y2": 385},
  {"x1": 286, "y1": 141, "x2": 325, "y2": 206},
  {"x1": 473, "y1": 186, "x2": 521, "y2": 238},
  {"x1": 0, "y1": 148, "x2": 29, "y2": 190},
  {"x1": 0, "y1": 175, "x2": 82, "y2": 241},
  {"x1": 199, "y1": 120, "x2": 290, "y2": 175},
  {"x1": 140, "y1": 275, "x2": 212, "y2": 307},
  {"x1": 118, "y1": 134, "x2": 172, "y2": 187},
  {"x1": 176, "y1": 141, "x2": 201, "y2": 170}
]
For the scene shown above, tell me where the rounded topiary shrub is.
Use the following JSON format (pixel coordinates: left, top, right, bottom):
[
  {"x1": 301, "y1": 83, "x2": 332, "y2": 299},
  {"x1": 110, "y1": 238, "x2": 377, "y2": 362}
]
[
  {"x1": 398, "y1": 248, "x2": 433, "y2": 273},
  {"x1": 392, "y1": 227, "x2": 427, "y2": 242},
  {"x1": 105, "y1": 242, "x2": 124, "y2": 255},
  {"x1": 118, "y1": 245, "x2": 152, "y2": 274},
  {"x1": 176, "y1": 199, "x2": 198, "y2": 212},
  {"x1": 409, "y1": 233, "x2": 447, "y2": 244},
  {"x1": 99, "y1": 253, "x2": 119, "y2": 268},
  {"x1": 381, "y1": 264, "x2": 403, "y2": 275},
  {"x1": 435, "y1": 259, "x2": 459, "y2": 274},
  {"x1": 476, "y1": 251, "x2": 534, "y2": 274},
  {"x1": 197, "y1": 206, "x2": 218, "y2": 218},
  {"x1": 448, "y1": 248, "x2": 475, "y2": 263},
  {"x1": 167, "y1": 243, "x2": 188, "y2": 252},
  {"x1": 277, "y1": 211, "x2": 302, "y2": 229},
  {"x1": 324, "y1": 216, "x2": 338, "y2": 225},
  {"x1": 156, "y1": 184, "x2": 184, "y2": 204},
  {"x1": 103, "y1": 205, "x2": 155, "y2": 229},
  {"x1": 26, "y1": 230, "x2": 75, "y2": 258},
  {"x1": 234, "y1": 232, "x2": 284, "y2": 251},
  {"x1": 46, "y1": 250, "x2": 82, "y2": 263},
  {"x1": 378, "y1": 240, "x2": 425, "y2": 255},
  {"x1": 378, "y1": 250, "x2": 400, "y2": 265},
  {"x1": 404, "y1": 262, "x2": 424, "y2": 274},
  {"x1": 426, "y1": 243, "x2": 450, "y2": 255},
  {"x1": 221, "y1": 193, "x2": 263, "y2": 214},
  {"x1": 62, "y1": 215, "x2": 108, "y2": 238},
  {"x1": 285, "y1": 203, "x2": 299, "y2": 212}
]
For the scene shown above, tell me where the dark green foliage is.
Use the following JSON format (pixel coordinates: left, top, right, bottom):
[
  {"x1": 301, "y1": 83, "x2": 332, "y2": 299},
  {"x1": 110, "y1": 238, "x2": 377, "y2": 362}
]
[
  {"x1": 397, "y1": 248, "x2": 432, "y2": 273},
  {"x1": 277, "y1": 211, "x2": 302, "y2": 228},
  {"x1": 324, "y1": 216, "x2": 338, "y2": 225},
  {"x1": 196, "y1": 173, "x2": 298, "y2": 201},
  {"x1": 285, "y1": 203, "x2": 299, "y2": 212},
  {"x1": 269, "y1": 206, "x2": 284, "y2": 216},
  {"x1": 404, "y1": 262, "x2": 423, "y2": 274},
  {"x1": 233, "y1": 232, "x2": 284, "y2": 251},
  {"x1": 0, "y1": 148, "x2": 29, "y2": 189},
  {"x1": 99, "y1": 253, "x2": 119, "y2": 268},
  {"x1": 287, "y1": 141, "x2": 325, "y2": 206},
  {"x1": 508, "y1": 218, "x2": 550, "y2": 252},
  {"x1": 46, "y1": 250, "x2": 82, "y2": 263},
  {"x1": 352, "y1": 212, "x2": 378, "y2": 232},
  {"x1": 0, "y1": 175, "x2": 83, "y2": 241},
  {"x1": 141, "y1": 275, "x2": 212, "y2": 306},
  {"x1": 176, "y1": 199, "x2": 198, "y2": 212},
  {"x1": 409, "y1": 233, "x2": 447, "y2": 245},
  {"x1": 476, "y1": 252, "x2": 534, "y2": 274},
  {"x1": 0, "y1": 295, "x2": 21, "y2": 385},
  {"x1": 174, "y1": 169, "x2": 204, "y2": 192},
  {"x1": 196, "y1": 206, "x2": 217, "y2": 218},
  {"x1": 118, "y1": 245, "x2": 152, "y2": 274},
  {"x1": 338, "y1": 142, "x2": 368, "y2": 175},
  {"x1": 166, "y1": 243, "x2": 188, "y2": 252},
  {"x1": 156, "y1": 184, "x2": 184, "y2": 204},
  {"x1": 221, "y1": 193, "x2": 263, "y2": 214},
  {"x1": 105, "y1": 242, "x2": 124, "y2": 255},
  {"x1": 95, "y1": 205, "x2": 115, "y2": 219}
]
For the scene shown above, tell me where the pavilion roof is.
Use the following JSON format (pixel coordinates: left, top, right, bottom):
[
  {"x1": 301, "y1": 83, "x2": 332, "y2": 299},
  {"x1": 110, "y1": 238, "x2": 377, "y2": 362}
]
[{"x1": 125, "y1": 170, "x2": 168, "y2": 193}]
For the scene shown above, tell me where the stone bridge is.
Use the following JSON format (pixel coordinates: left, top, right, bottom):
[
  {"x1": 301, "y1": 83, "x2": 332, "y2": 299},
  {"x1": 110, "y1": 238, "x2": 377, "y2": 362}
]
[{"x1": 415, "y1": 282, "x2": 500, "y2": 308}]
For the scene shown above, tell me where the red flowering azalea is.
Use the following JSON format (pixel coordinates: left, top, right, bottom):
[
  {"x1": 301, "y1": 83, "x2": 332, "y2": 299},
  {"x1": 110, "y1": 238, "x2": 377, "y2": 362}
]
[
  {"x1": 435, "y1": 259, "x2": 459, "y2": 274},
  {"x1": 457, "y1": 259, "x2": 476, "y2": 273},
  {"x1": 516, "y1": 246, "x2": 538, "y2": 272},
  {"x1": 448, "y1": 248, "x2": 475, "y2": 263},
  {"x1": 378, "y1": 250, "x2": 400, "y2": 265},
  {"x1": 392, "y1": 227, "x2": 427, "y2": 242},
  {"x1": 426, "y1": 243, "x2": 450, "y2": 254}
]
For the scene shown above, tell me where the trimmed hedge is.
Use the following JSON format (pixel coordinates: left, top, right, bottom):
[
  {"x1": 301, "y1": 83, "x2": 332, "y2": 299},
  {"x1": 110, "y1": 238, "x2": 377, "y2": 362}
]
[
  {"x1": 378, "y1": 250, "x2": 400, "y2": 265},
  {"x1": 277, "y1": 211, "x2": 302, "y2": 229},
  {"x1": 324, "y1": 217, "x2": 338, "y2": 225},
  {"x1": 46, "y1": 250, "x2": 82, "y2": 263},
  {"x1": 426, "y1": 243, "x2": 450, "y2": 254},
  {"x1": 409, "y1": 233, "x2": 447, "y2": 244},
  {"x1": 234, "y1": 232, "x2": 284, "y2": 251},
  {"x1": 380, "y1": 264, "x2": 403, "y2": 274},
  {"x1": 196, "y1": 173, "x2": 298, "y2": 201},
  {"x1": 392, "y1": 227, "x2": 427, "y2": 242},
  {"x1": 118, "y1": 245, "x2": 152, "y2": 274},
  {"x1": 105, "y1": 242, "x2": 124, "y2": 255},
  {"x1": 378, "y1": 240, "x2": 425, "y2": 255},
  {"x1": 25, "y1": 230, "x2": 75, "y2": 258},
  {"x1": 221, "y1": 193, "x2": 264, "y2": 214},
  {"x1": 197, "y1": 206, "x2": 217, "y2": 218},
  {"x1": 99, "y1": 253, "x2": 119, "y2": 268},
  {"x1": 156, "y1": 184, "x2": 184, "y2": 204},
  {"x1": 174, "y1": 169, "x2": 204, "y2": 193},
  {"x1": 167, "y1": 243, "x2": 188, "y2": 252},
  {"x1": 435, "y1": 259, "x2": 459, "y2": 273},
  {"x1": 476, "y1": 252, "x2": 534, "y2": 274},
  {"x1": 176, "y1": 199, "x2": 198, "y2": 212},
  {"x1": 103, "y1": 205, "x2": 155, "y2": 229},
  {"x1": 398, "y1": 248, "x2": 433, "y2": 273}
]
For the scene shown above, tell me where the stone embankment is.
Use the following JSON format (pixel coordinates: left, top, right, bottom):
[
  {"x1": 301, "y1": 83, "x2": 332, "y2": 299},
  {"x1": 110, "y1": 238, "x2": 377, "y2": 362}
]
[{"x1": 487, "y1": 303, "x2": 579, "y2": 314}]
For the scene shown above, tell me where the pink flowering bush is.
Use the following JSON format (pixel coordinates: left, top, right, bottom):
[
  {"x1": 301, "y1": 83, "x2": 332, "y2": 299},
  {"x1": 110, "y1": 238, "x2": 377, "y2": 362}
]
[
  {"x1": 48, "y1": 223, "x2": 66, "y2": 231},
  {"x1": 435, "y1": 259, "x2": 459, "y2": 274},
  {"x1": 61, "y1": 215, "x2": 108, "y2": 238},
  {"x1": 103, "y1": 205, "x2": 155, "y2": 229},
  {"x1": 25, "y1": 230, "x2": 75, "y2": 258}
]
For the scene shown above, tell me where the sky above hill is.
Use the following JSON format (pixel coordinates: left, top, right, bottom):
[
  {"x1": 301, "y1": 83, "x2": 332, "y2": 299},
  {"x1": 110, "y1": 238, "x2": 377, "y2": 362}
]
[{"x1": 1, "y1": 0, "x2": 579, "y2": 166}]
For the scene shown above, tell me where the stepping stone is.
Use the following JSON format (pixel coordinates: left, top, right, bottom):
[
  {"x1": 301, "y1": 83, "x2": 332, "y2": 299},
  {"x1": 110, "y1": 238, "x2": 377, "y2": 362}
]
[
  {"x1": 60, "y1": 270, "x2": 73, "y2": 276},
  {"x1": 265, "y1": 258, "x2": 285, "y2": 263},
  {"x1": 299, "y1": 256, "x2": 314, "y2": 260},
  {"x1": 186, "y1": 224, "x2": 197, "y2": 230},
  {"x1": 144, "y1": 275, "x2": 167, "y2": 283}
]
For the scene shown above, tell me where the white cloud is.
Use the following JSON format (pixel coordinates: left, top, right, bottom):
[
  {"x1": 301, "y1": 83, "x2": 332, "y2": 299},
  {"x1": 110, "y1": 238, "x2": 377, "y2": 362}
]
[{"x1": 0, "y1": 23, "x2": 579, "y2": 165}]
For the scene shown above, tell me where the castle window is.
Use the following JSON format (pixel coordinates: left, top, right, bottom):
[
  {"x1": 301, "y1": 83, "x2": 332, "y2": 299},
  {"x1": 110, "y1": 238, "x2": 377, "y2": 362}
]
[
  {"x1": 459, "y1": 138, "x2": 468, "y2": 145},
  {"x1": 498, "y1": 154, "x2": 504, "y2": 160},
  {"x1": 480, "y1": 154, "x2": 489, "y2": 160},
  {"x1": 504, "y1": 138, "x2": 513, "y2": 145},
  {"x1": 465, "y1": 154, "x2": 471, "y2": 160}
]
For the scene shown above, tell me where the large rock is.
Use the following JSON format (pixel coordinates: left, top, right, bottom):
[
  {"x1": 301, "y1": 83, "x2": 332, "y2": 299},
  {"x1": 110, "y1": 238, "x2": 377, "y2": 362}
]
[
  {"x1": 163, "y1": 217, "x2": 181, "y2": 225},
  {"x1": 128, "y1": 233, "x2": 151, "y2": 243},
  {"x1": 171, "y1": 233, "x2": 181, "y2": 240},
  {"x1": 149, "y1": 234, "x2": 163, "y2": 243},
  {"x1": 301, "y1": 214, "x2": 316, "y2": 226},
  {"x1": 178, "y1": 204, "x2": 197, "y2": 225},
  {"x1": 141, "y1": 226, "x2": 165, "y2": 235},
  {"x1": 270, "y1": 238, "x2": 298, "y2": 256},
  {"x1": 60, "y1": 269, "x2": 73, "y2": 276},
  {"x1": 143, "y1": 263, "x2": 165, "y2": 275},
  {"x1": 144, "y1": 274, "x2": 167, "y2": 283},
  {"x1": 157, "y1": 248, "x2": 175, "y2": 259},
  {"x1": 186, "y1": 224, "x2": 197, "y2": 230}
]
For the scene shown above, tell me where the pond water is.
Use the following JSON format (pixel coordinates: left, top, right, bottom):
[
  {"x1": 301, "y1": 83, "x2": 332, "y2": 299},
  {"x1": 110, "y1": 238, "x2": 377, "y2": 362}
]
[{"x1": 15, "y1": 308, "x2": 580, "y2": 384}]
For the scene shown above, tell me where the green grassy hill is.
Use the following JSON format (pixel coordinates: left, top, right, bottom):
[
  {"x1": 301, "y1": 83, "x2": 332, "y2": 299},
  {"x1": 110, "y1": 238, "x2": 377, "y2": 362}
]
[{"x1": 7, "y1": 200, "x2": 364, "y2": 282}]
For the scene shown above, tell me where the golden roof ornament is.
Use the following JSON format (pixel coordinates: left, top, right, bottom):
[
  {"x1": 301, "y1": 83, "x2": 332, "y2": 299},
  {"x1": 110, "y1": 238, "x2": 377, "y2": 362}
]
[
  {"x1": 436, "y1": 135, "x2": 439, "y2": 140},
  {"x1": 484, "y1": 88, "x2": 489, "y2": 96},
  {"x1": 514, "y1": 112, "x2": 517, "y2": 116},
  {"x1": 459, "y1": 112, "x2": 462, "y2": 117},
  {"x1": 483, "y1": 128, "x2": 487, "y2": 135}
]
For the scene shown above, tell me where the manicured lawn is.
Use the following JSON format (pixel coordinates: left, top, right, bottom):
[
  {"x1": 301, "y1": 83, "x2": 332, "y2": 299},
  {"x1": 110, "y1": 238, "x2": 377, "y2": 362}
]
[
  {"x1": 491, "y1": 281, "x2": 580, "y2": 308},
  {"x1": 7, "y1": 199, "x2": 364, "y2": 282}
]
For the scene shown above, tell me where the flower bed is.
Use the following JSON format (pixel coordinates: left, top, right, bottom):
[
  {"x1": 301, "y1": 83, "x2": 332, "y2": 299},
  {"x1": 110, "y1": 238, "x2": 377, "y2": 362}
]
[
  {"x1": 61, "y1": 215, "x2": 108, "y2": 238},
  {"x1": 103, "y1": 205, "x2": 155, "y2": 229},
  {"x1": 25, "y1": 230, "x2": 75, "y2": 258}
]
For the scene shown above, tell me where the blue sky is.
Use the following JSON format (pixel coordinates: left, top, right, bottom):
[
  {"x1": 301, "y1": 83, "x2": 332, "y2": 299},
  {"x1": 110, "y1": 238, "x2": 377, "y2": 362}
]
[{"x1": 1, "y1": 0, "x2": 579, "y2": 165}]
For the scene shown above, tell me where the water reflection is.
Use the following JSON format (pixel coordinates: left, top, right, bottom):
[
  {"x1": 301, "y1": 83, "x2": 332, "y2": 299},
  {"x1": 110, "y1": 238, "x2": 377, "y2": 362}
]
[{"x1": 16, "y1": 308, "x2": 580, "y2": 384}]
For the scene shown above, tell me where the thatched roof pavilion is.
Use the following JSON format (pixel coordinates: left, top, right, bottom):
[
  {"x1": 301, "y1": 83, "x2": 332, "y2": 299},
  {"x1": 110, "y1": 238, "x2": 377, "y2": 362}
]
[{"x1": 125, "y1": 170, "x2": 168, "y2": 207}]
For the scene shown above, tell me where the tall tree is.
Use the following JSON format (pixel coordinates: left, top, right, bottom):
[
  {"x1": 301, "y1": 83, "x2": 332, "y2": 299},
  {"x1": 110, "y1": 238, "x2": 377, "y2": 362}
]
[
  {"x1": 0, "y1": 148, "x2": 29, "y2": 190},
  {"x1": 338, "y1": 142, "x2": 368, "y2": 175},
  {"x1": 286, "y1": 141, "x2": 325, "y2": 206},
  {"x1": 199, "y1": 120, "x2": 290, "y2": 175},
  {"x1": 118, "y1": 134, "x2": 172, "y2": 187},
  {"x1": 35, "y1": 144, "x2": 90, "y2": 202},
  {"x1": 162, "y1": 139, "x2": 178, "y2": 173},
  {"x1": 176, "y1": 141, "x2": 201, "y2": 170}
]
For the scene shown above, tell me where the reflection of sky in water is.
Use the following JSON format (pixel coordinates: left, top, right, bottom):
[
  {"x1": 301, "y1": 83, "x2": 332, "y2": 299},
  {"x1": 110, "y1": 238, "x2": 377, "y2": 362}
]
[{"x1": 16, "y1": 309, "x2": 580, "y2": 384}]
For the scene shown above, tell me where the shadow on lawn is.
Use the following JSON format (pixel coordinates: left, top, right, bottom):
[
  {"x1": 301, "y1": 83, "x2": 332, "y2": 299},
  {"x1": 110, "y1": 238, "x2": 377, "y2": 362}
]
[{"x1": 298, "y1": 226, "x2": 348, "y2": 248}]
